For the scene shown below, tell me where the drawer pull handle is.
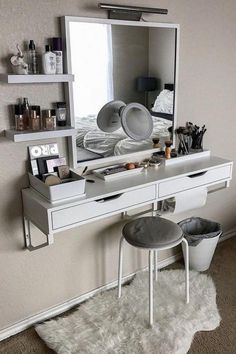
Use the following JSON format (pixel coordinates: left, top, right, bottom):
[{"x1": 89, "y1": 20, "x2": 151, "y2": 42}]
[
  {"x1": 95, "y1": 193, "x2": 123, "y2": 203},
  {"x1": 187, "y1": 171, "x2": 207, "y2": 178}
]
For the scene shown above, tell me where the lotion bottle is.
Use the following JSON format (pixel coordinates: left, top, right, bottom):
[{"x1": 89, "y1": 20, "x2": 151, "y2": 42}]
[
  {"x1": 52, "y1": 37, "x2": 63, "y2": 74},
  {"x1": 42, "y1": 45, "x2": 56, "y2": 74}
]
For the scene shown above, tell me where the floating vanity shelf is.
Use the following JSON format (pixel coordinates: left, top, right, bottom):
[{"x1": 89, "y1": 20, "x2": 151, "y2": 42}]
[
  {"x1": 0, "y1": 74, "x2": 74, "y2": 84},
  {"x1": 5, "y1": 126, "x2": 77, "y2": 142}
]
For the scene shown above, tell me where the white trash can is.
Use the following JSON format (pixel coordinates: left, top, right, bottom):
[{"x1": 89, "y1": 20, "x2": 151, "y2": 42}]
[{"x1": 179, "y1": 217, "x2": 222, "y2": 272}]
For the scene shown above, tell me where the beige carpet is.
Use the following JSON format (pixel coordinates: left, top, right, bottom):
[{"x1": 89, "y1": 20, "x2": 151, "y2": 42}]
[{"x1": 0, "y1": 237, "x2": 235, "y2": 354}]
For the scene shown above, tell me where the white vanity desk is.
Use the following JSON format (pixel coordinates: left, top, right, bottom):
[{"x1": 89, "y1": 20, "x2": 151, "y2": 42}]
[{"x1": 22, "y1": 155, "x2": 233, "y2": 251}]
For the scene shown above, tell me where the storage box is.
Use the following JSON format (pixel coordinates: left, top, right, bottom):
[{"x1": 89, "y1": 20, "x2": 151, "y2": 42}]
[{"x1": 28, "y1": 171, "x2": 86, "y2": 202}]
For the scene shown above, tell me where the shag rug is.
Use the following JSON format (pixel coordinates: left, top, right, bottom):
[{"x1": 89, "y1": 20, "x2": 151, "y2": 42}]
[{"x1": 35, "y1": 270, "x2": 220, "y2": 354}]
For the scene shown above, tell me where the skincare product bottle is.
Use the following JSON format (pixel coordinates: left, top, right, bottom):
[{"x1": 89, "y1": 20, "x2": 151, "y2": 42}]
[
  {"x1": 30, "y1": 105, "x2": 41, "y2": 131},
  {"x1": 43, "y1": 109, "x2": 55, "y2": 130},
  {"x1": 52, "y1": 37, "x2": 63, "y2": 74},
  {"x1": 56, "y1": 102, "x2": 67, "y2": 126},
  {"x1": 15, "y1": 104, "x2": 25, "y2": 131},
  {"x1": 22, "y1": 97, "x2": 30, "y2": 129},
  {"x1": 28, "y1": 40, "x2": 39, "y2": 74},
  {"x1": 42, "y1": 45, "x2": 56, "y2": 74}
]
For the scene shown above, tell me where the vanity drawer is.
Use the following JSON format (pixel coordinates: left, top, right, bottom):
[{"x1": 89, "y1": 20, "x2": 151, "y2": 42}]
[
  {"x1": 159, "y1": 165, "x2": 231, "y2": 198},
  {"x1": 52, "y1": 184, "x2": 156, "y2": 229}
]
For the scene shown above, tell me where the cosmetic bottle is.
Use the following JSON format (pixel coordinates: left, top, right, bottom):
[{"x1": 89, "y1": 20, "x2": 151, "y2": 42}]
[
  {"x1": 15, "y1": 104, "x2": 25, "y2": 131},
  {"x1": 52, "y1": 37, "x2": 63, "y2": 74},
  {"x1": 42, "y1": 45, "x2": 56, "y2": 74},
  {"x1": 22, "y1": 97, "x2": 30, "y2": 129},
  {"x1": 51, "y1": 109, "x2": 57, "y2": 128},
  {"x1": 28, "y1": 40, "x2": 39, "y2": 74},
  {"x1": 56, "y1": 102, "x2": 67, "y2": 126},
  {"x1": 43, "y1": 109, "x2": 55, "y2": 130},
  {"x1": 30, "y1": 105, "x2": 41, "y2": 131}
]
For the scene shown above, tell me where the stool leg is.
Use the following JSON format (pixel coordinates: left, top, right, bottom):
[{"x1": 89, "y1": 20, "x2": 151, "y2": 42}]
[
  {"x1": 118, "y1": 236, "x2": 125, "y2": 298},
  {"x1": 149, "y1": 250, "x2": 154, "y2": 326},
  {"x1": 182, "y1": 238, "x2": 189, "y2": 304},
  {"x1": 154, "y1": 250, "x2": 158, "y2": 281}
]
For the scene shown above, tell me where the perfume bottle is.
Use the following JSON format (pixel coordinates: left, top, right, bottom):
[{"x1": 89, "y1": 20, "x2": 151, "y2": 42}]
[
  {"x1": 42, "y1": 45, "x2": 56, "y2": 74},
  {"x1": 30, "y1": 105, "x2": 41, "y2": 131},
  {"x1": 43, "y1": 109, "x2": 55, "y2": 130},
  {"x1": 27, "y1": 40, "x2": 39, "y2": 74},
  {"x1": 14, "y1": 104, "x2": 25, "y2": 131},
  {"x1": 22, "y1": 97, "x2": 30, "y2": 129}
]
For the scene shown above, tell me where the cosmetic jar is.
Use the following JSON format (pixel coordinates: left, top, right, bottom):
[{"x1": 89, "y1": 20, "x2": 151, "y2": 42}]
[{"x1": 56, "y1": 102, "x2": 67, "y2": 126}]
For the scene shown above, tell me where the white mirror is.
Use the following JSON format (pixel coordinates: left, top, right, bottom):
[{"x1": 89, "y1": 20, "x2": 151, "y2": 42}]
[{"x1": 63, "y1": 17, "x2": 179, "y2": 167}]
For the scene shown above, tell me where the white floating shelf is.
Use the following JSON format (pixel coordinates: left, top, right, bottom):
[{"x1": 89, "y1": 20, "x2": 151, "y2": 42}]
[
  {"x1": 0, "y1": 74, "x2": 74, "y2": 84},
  {"x1": 5, "y1": 126, "x2": 77, "y2": 142}
]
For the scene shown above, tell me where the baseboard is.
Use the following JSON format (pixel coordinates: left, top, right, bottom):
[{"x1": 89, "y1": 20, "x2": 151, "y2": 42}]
[
  {"x1": 0, "y1": 252, "x2": 181, "y2": 342},
  {"x1": 219, "y1": 228, "x2": 236, "y2": 242}
]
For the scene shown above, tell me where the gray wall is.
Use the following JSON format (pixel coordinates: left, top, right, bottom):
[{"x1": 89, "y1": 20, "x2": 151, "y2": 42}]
[
  {"x1": 0, "y1": 0, "x2": 236, "y2": 331},
  {"x1": 149, "y1": 27, "x2": 176, "y2": 88},
  {"x1": 149, "y1": 27, "x2": 176, "y2": 106},
  {"x1": 112, "y1": 25, "x2": 149, "y2": 104}
]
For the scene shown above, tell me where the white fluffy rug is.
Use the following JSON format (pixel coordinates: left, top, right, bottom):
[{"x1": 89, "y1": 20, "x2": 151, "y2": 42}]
[{"x1": 35, "y1": 270, "x2": 220, "y2": 354}]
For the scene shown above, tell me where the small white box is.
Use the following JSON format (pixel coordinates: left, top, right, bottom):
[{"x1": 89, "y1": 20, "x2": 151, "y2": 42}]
[{"x1": 28, "y1": 171, "x2": 85, "y2": 202}]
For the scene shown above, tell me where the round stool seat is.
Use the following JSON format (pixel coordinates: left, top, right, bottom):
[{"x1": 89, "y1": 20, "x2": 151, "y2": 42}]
[{"x1": 122, "y1": 216, "x2": 183, "y2": 249}]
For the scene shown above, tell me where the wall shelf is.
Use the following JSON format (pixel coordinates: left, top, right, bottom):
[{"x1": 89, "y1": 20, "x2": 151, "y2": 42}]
[
  {"x1": 0, "y1": 74, "x2": 74, "y2": 84},
  {"x1": 5, "y1": 126, "x2": 77, "y2": 142}
]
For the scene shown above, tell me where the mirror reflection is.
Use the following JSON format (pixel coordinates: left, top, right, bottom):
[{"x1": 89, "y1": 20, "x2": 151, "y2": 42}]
[{"x1": 68, "y1": 21, "x2": 177, "y2": 162}]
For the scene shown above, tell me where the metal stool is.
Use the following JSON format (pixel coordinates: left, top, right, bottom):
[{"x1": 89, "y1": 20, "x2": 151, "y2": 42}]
[{"x1": 117, "y1": 216, "x2": 189, "y2": 326}]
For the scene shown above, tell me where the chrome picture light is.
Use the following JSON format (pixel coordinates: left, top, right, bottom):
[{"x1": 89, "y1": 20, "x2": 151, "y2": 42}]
[{"x1": 99, "y1": 3, "x2": 168, "y2": 21}]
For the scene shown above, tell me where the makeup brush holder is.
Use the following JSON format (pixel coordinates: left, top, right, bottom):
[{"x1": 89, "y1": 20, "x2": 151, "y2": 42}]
[{"x1": 190, "y1": 148, "x2": 203, "y2": 153}]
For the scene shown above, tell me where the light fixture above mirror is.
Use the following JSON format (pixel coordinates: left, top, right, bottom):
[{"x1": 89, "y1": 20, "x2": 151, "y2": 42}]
[{"x1": 99, "y1": 3, "x2": 168, "y2": 21}]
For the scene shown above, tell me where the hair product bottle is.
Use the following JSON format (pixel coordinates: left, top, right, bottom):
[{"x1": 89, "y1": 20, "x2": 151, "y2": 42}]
[
  {"x1": 42, "y1": 45, "x2": 56, "y2": 74},
  {"x1": 28, "y1": 40, "x2": 39, "y2": 74},
  {"x1": 52, "y1": 37, "x2": 63, "y2": 74}
]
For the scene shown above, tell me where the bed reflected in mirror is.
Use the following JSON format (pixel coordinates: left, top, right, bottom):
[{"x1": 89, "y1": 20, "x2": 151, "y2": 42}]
[{"x1": 65, "y1": 19, "x2": 178, "y2": 163}]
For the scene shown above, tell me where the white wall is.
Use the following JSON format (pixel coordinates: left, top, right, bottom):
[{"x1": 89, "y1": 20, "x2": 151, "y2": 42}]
[{"x1": 0, "y1": 0, "x2": 236, "y2": 331}]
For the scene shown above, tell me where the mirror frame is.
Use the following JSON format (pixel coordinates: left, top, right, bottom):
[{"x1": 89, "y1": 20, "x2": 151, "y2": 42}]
[{"x1": 61, "y1": 16, "x2": 180, "y2": 168}]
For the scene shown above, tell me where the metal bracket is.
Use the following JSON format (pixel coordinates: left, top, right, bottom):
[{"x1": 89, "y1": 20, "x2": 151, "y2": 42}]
[
  {"x1": 121, "y1": 202, "x2": 161, "y2": 219},
  {"x1": 208, "y1": 180, "x2": 230, "y2": 194},
  {"x1": 23, "y1": 217, "x2": 54, "y2": 251}
]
